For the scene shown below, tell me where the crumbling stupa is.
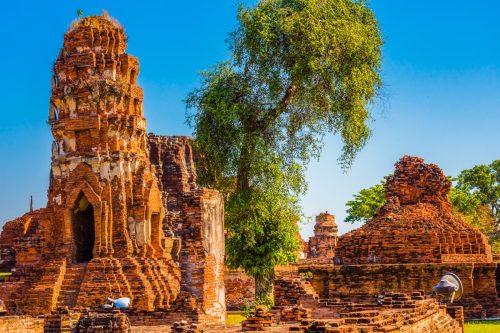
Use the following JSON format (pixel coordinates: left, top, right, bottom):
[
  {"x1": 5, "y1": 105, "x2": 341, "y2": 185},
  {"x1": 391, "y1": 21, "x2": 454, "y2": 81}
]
[
  {"x1": 336, "y1": 155, "x2": 492, "y2": 264},
  {"x1": 0, "y1": 14, "x2": 225, "y2": 325}
]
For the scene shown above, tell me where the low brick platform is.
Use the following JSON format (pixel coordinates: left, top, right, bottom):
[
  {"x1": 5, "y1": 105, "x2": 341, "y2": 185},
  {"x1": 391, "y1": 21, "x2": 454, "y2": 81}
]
[{"x1": 0, "y1": 316, "x2": 44, "y2": 333}]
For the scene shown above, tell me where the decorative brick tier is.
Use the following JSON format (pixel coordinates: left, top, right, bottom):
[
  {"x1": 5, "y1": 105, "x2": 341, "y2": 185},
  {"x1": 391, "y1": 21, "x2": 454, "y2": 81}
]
[{"x1": 336, "y1": 156, "x2": 492, "y2": 264}]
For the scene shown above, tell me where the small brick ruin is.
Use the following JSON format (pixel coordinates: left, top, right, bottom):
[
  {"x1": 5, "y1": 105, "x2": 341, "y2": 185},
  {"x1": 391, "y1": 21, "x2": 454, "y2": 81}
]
[
  {"x1": 241, "y1": 305, "x2": 275, "y2": 331},
  {"x1": 307, "y1": 213, "x2": 338, "y2": 261},
  {"x1": 286, "y1": 292, "x2": 463, "y2": 333},
  {"x1": 0, "y1": 13, "x2": 224, "y2": 328}
]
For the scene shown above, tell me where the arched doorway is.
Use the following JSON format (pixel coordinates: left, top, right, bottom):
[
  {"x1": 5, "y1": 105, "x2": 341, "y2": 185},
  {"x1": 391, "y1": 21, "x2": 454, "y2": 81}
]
[{"x1": 72, "y1": 193, "x2": 95, "y2": 263}]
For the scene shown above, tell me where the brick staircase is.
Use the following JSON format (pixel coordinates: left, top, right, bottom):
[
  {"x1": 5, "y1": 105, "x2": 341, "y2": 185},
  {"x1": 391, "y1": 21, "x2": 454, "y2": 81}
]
[
  {"x1": 275, "y1": 278, "x2": 320, "y2": 308},
  {"x1": 56, "y1": 263, "x2": 87, "y2": 308}
]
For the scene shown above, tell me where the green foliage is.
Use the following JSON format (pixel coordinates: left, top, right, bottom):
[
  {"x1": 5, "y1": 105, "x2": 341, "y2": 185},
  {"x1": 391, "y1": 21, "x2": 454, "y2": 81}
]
[
  {"x1": 242, "y1": 295, "x2": 275, "y2": 318},
  {"x1": 451, "y1": 160, "x2": 499, "y2": 253},
  {"x1": 0, "y1": 272, "x2": 11, "y2": 282},
  {"x1": 225, "y1": 186, "x2": 302, "y2": 277},
  {"x1": 76, "y1": 9, "x2": 84, "y2": 18},
  {"x1": 299, "y1": 271, "x2": 313, "y2": 280},
  {"x1": 453, "y1": 161, "x2": 499, "y2": 223},
  {"x1": 187, "y1": 0, "x2": 382, "y2": 294},
  {"x1": 345, "y1": 180, "x2": 386, "y2": 223},
  {"x1": 464, "y1": 321, "x2": 500, "y2": 333}
]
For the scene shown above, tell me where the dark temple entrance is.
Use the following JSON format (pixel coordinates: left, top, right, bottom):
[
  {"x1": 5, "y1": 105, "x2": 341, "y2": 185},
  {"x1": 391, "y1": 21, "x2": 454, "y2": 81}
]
[{"x1": 72, "y1": 193, "x2": 95, "y2": 263}]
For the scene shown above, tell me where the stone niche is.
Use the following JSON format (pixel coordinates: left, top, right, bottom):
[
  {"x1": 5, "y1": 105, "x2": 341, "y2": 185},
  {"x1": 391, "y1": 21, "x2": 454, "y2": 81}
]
[{"x1": 0, "y1": 14, "x2": 225, "y2": 326}]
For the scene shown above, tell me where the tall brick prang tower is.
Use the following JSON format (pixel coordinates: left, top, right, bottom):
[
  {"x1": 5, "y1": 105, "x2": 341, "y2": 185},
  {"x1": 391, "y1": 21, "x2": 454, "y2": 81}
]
[
  {"x1": 47, "y1": 15, "x2": 169, "y2": 265},
  {"x1": 0, "y1": 14, "x2": 182, "y2": 315}
]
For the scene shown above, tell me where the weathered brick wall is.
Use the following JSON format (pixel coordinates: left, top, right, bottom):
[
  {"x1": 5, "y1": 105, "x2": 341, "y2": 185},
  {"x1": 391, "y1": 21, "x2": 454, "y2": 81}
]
[
  {"x1": 301, "y1": 262, "x2": 500, "y2": 319},
  {"x1": 6, "y1": 259, "x2": 66, "y2": 315},
  {"x1": 224, "y1": 270, "x2": 255, "y2": 310},
  {"x1": 148, "y1": 135, "x2": 226, "y2": 326}
]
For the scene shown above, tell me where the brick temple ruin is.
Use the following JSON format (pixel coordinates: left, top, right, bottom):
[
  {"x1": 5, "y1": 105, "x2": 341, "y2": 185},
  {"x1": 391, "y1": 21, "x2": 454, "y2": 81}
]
[
  {"x1": 291, "y1": 156, "x2": 499, "y2": 320},
  {"x1": 307, "y1": 213, "x2": 338, "y2": 261},
  {"x1": 226, "y1": 157, "x2": 498, "y2": 332},
  {"x1": 0, "y1": 12, "x2": 497, "y2": 333},
  {"x1": 0, "y1": 14, "x2": 224, "y2": 328}
]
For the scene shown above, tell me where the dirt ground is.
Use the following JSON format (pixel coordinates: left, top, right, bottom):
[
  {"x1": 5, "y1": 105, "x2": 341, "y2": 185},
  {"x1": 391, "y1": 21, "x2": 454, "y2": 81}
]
[{"x1": 131, "y1": 324, "x2": 294, "y2": 332}]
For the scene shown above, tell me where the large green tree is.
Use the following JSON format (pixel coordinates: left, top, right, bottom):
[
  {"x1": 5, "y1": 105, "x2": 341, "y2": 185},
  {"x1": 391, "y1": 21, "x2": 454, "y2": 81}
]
[
  {"x1": 452, "y1": 160, "x2": 499, "y2": 226},
  {"x1": 450, "y1": 160, "x2": 499, "y2": 252},
  {"x1": 187, "y1": 0, "x2": 382, "y2": 298}
]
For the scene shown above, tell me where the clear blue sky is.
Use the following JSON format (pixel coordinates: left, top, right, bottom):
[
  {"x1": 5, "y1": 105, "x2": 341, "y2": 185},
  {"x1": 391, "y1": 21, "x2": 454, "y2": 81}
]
[{"x1": 0, "y1": 1, "x2": 499, "y2": 239}]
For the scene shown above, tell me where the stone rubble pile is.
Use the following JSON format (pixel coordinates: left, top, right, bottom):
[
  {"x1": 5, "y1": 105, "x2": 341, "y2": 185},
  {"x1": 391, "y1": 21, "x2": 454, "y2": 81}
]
[
  {"x1": 241, "y1": 305, "x2": 275, "y2": 331},
  {"x1": 171, "y1": 320, "x2": 203, "y2": 333},
  {"x1": 279, "y1": 305, "x2": 312, "y2": 322}
]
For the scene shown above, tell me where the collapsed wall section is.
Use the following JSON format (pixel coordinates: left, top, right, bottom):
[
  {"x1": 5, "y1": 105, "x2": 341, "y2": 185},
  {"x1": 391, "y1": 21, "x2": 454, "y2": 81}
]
[{"x1": 148, "y1": 135, "x2": 226, "y2": 325}]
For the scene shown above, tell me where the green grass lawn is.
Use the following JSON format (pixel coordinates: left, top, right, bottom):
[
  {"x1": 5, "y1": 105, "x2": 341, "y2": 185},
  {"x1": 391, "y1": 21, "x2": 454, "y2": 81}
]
[
  {"x1": 464, "y1": 322, "x2": 500, "y2": 333},
  {"x1": 0, "y1": 272, "x2": 11, "y2": 282},
  {"x1": 226, "y1": 313, "x2": 246, "y2": 325}
]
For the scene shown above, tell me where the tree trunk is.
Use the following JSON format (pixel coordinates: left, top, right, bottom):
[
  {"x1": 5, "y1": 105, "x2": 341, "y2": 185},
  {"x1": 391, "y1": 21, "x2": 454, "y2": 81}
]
[
  {"x1": 254, "y1": 270, "x2": 275, "y2": 300},
  {"x1": 236, "y1": 133, "x2": 257, "y2": 192}
]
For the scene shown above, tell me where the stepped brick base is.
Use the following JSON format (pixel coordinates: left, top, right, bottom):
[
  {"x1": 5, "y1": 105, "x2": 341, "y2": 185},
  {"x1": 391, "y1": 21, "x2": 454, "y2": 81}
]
[
  {"x1": 299, "y1": 262, "x2": 500, "y2": 319},
  {"x1": 0, "y1": 256, "x2": 180, "y2": 315},
  {"x1": 287, "y1": 292, "x2": 463, "y2": 333}
]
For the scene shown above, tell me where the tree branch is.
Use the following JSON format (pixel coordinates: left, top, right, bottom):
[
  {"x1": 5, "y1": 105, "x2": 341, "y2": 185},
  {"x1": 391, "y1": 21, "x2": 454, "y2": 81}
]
[{"x1": 258, "y1": 84, "x2": 296, "y2": 131}]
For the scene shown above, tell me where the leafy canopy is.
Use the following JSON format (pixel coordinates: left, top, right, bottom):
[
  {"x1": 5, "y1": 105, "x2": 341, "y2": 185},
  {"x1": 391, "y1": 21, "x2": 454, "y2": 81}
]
[
  {"x1": 187, "y1": 0, "x2": 382, "y2": 280},
  {"x1": 345, "y1": 180, "x2": 386, "y2": 223},
  {"x1": 453, "y1": 160, "x2": 499, "y2": 223},
  {"x1": 451, "y1": 160, "x2": 499, "y2": 252}
]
